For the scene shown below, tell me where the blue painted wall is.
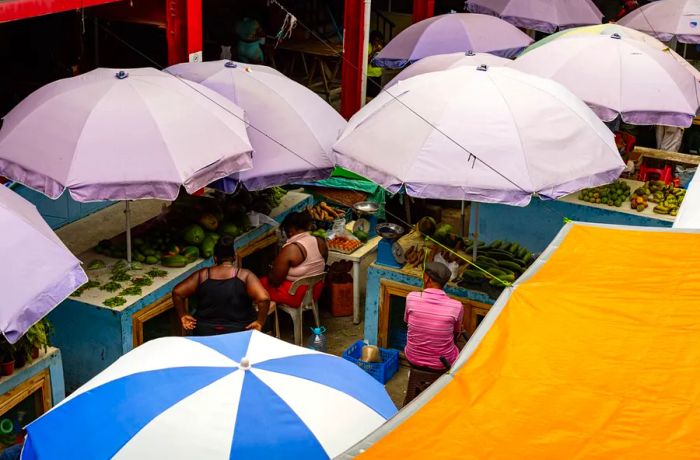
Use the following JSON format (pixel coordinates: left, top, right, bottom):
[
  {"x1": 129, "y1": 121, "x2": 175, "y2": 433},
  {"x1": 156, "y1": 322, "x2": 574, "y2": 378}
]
[
  {"x1": 0, "y1": 349, "x2": 65, "y2": 407},
  {"x1": 10, "y1": 184, "x2": 113, "y2": 229},
  {"x1": 473, "y1": 200, "x2": 673, "y2": 254}
]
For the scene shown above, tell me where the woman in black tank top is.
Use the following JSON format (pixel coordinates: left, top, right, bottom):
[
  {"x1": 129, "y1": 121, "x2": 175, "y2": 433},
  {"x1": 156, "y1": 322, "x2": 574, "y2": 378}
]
[{"x1": 172, "y1": 236, "x2": 271, "y2": 336}]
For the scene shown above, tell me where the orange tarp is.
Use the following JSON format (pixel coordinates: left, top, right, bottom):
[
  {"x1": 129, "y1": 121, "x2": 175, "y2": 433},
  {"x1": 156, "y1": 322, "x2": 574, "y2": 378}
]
[{"x1": 359, "y1": 224, "x2": 700, "y2": 459}]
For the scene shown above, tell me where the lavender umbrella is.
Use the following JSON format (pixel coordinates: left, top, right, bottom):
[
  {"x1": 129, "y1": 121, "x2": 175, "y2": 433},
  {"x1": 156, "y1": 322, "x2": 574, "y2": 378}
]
[
  {"x1": 618, "y1": 0, "x2": 700, "y2": 44},
  {"x1": 0, "y1": 67, "x2": 254, "y2": 263},
  {"x1": 520, "y1": 24, "x2": 700, "y2": 80},
  {"x1": 333, "y1": 65, "x2": 624, "y2": 205},
  {"x1": 166, "y1": 60, "x2": 345, "y2": 192},
  {"x1": 0, "y1": 185, "x2": 87, "y2": 343},
  {"x1": 384, "y1": 51, "x2": 509, "y2": 89},
  {"x1": 0, "y1": 67, "x2": 253, "y2": 202},
  {"x1": 467, "y1": 0, "x2": 603, "y2": 34},
  {"x1": 512, "y1": 34, "x2": 700, "y2": 127},
  {"x1": 373, "y1": 13, "x2": 533, "y2": 68}
]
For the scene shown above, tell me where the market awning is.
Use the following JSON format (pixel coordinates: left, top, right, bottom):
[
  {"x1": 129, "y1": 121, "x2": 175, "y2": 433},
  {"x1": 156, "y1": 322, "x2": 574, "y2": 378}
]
[{"x1": 342, "y1": 222, "x2": 700, "y2": 459}]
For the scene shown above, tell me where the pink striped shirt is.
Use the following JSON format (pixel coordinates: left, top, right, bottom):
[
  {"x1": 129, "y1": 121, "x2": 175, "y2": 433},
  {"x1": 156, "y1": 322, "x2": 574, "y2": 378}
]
[{"x1": 404, "y1": 288, "x2": 463, "y2": 370}]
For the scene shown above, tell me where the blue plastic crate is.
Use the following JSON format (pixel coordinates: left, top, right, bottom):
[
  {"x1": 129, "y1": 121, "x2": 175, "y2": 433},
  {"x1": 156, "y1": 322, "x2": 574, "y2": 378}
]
[{"x1": 342, "y1": 341, "x2": 399, "y2": 384}]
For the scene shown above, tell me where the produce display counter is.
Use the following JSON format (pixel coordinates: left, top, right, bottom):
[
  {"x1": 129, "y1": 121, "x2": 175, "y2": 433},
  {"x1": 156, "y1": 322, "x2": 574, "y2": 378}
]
[
  {"x1": 0, "y1": 348, "x2": 64, "y2": 449},
  {"x1": 363, "y1": 263, "x2": 494, "y2": 350},
  {"x1": 475, "y1": 178, "x2": 674, "y2": 254},
  {"x1": 327, "y1": 225, "x2": 382, "y2": 325},
  {"x1": 50, "y1": 192, "x2": 313, "y2": 393}
]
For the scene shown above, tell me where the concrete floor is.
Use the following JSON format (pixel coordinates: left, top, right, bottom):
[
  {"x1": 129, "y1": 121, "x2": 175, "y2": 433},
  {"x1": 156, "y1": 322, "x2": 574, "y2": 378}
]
[
  {"x1": 56, "y1": 199, "x2": 410, "y2": 409},
  {"x1": 275, "y1": 311, "x2": 410, "y2": 409}
]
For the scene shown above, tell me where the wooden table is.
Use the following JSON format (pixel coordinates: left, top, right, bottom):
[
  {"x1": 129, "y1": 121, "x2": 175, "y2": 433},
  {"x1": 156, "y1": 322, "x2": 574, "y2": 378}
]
[
  {"x1": 272, "y1": 40, "x2": 342, "y2": 101},
  {"x1": 634, "y1": 146, "x2": 700, "y2": 166},
  {"x1": 327, "y1": 224, "x2": 382, "y2": 325}
]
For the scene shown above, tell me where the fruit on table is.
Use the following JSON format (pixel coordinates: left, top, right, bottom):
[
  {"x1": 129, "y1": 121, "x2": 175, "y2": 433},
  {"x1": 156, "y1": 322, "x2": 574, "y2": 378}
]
[
  {"x1": 198, "y1": 213, "x2": 219, "y2": 231},
  {"x1": 309, "y1": 202, "x2": 345, "y2": 222},
  {"x1": 311, "y1": 229, "x2": 327, "y2": 239},
  {"x1": 182, "y1": 224, "x2": 205, "y2": 244},
  {"x1": 328, "y1": 236, "x2": 362, "y2": 253},
  {"x1": 181, "y1": 246, "x2": 200, "y2": 263},
  {"x1": 353, "y1": 229, "x2": 369, "y2": 243},
  {"x1": 417, "y1": 217, "x2": 437, "y2": 236},
  {"x1": 200, "y1": 237, "x2": 217, "y2": 258},
  {"x1": 432, "y1": 223, "x2": 458, "y2": 247},
  {"x1": 205, "y1": 232, "x2": 221, "y2": 243},
  {"x1": 219, "y1": 222, "x2": 243, "y2": 238},
  {"x1": 161, "y1": 255, "x2": 189, "y2": 268},
  {"x1": 579, "y1": 180, "x2": 631, "y2": 207},
  {"x1": 145, "y1": 255, "x2": 160, "y2": 265}
]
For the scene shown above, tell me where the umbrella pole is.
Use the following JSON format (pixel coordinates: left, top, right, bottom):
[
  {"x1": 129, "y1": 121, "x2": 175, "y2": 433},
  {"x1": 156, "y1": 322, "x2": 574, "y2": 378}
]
[
  {"x1": 472, "y1": 203, "x2": 480, "y2": 260},
  {"x1": 125, "y1": 200, "x2": 132, "y2": 266},
  {"x1": 460, "y1": 200, "x2": 465, "y2": 237}
]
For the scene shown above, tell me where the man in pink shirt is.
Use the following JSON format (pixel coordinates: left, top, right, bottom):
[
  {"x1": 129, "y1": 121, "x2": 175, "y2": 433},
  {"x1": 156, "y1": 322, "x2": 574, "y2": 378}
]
[{"x1": 404, "y1": 262, "x2": 464, "y2": 370}]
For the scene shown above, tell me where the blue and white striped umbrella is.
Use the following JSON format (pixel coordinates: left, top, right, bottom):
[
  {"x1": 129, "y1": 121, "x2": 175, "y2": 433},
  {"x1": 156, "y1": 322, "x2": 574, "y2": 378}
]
[{"x1": 21, "y1": 331, "x2": 397, "y2": 459}]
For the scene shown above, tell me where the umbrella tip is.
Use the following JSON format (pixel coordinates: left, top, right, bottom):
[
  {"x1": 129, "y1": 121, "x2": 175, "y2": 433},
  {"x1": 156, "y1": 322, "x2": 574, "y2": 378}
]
[
  {"x1": 611, "y1": 33, "x2": 622, "y2": 40},
  {"x1": 115, "y1": 70, "x2": 129, "y2": 80},
  {"x1": 465, "y1": 51, "x2": 476, "y2": 56},
  {"x1": 239, "y1": 357, "x2": 251, "y2": 370},
  {"x1": 477, "y1": 64, "x2": 489, "y2": 72},
  {"x1": 225, "y1": 61, "x2": 238, "y2": 68}
]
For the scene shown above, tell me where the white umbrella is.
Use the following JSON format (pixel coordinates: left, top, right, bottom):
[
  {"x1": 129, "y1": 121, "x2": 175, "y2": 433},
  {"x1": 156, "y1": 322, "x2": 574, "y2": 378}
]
[
  {"x1": 512, "y1": 34, "x2": 700, "y2": 127},
  {"x1": 167, "y1": 60, "x2": 345, "y2": 191}
]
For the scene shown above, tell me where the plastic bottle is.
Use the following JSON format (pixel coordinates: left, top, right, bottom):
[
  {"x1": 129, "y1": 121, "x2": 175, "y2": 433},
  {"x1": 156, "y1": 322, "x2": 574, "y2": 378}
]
[{"x1": 307, "y1": 326, "x2": 328, "y2": 352}]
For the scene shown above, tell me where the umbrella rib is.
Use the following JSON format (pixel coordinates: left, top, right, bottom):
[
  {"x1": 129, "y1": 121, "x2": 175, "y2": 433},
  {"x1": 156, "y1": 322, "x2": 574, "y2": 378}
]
[
  {"x1": 167, "y1": 70, "x2": 321, "y2": 172},
  {"x1": 485, "y1": 72, "x2": 535, "y2": 192},
  {"x1": 228, "y1": 70, "x2": 329, "y2": 169}
]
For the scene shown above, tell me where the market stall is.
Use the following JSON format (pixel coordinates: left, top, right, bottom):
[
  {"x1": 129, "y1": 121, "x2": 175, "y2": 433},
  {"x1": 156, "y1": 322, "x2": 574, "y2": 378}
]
[
  {"x1": 476, "y1": 178, "x2": 678, "y2": 253},
  {"x1": 49, "y1": 190, "x2": 313, "y2": 392},
  {"x1": 0, "y1": 348, "x2": 64, "y2": 451}
]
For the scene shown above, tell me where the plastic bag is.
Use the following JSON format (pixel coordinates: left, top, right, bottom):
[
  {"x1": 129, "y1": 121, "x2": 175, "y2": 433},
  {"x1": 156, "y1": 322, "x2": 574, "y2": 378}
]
[{"x1": 434, "y1": 252, "x2": 460, "y2": 281}]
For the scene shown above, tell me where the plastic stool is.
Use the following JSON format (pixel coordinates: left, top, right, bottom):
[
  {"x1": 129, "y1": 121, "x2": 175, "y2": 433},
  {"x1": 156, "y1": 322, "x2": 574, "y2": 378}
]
[
  {"x1": 638, "y1": 163, "x2": 673, "y2": 184},
  {"x1": 403, "y1": 365, "x2": 447, "y2": 406}
]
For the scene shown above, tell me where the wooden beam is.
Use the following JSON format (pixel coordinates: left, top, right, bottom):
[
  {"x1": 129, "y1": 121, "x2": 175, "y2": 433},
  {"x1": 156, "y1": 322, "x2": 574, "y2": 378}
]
[{"x1": 0, "y1": 0, "x2": 121, "y2": 23}]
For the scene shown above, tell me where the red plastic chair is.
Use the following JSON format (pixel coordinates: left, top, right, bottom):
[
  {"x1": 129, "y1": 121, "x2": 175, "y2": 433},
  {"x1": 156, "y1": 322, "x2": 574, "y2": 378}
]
[{"x1": 638, "y1": 163, "x2": 673, "y2": 184}]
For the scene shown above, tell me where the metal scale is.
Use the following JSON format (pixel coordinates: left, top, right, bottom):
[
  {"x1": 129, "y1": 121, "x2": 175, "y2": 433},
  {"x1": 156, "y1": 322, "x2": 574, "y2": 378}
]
[
  {"x1": 375, "y1": 223, "x2": 406, "y2": 268},
  {"x1": 351, "y1": 201, "x2": 379, "y2": 238}
]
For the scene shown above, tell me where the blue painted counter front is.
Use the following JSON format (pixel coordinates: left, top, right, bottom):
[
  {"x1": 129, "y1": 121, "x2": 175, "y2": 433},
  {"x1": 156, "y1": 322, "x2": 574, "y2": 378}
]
[
  {"x1": 0, "y1": 348, "x2": 65, "y2": 408},
  {"x1": 50, "y1": 192, "x2": 313, "y2": 393},
  {"x1": 474, "y1": 198, "x2": 673, "y2": 254},
  {"x1": 364, "y1": 263, "x2": 494, "y2": 347},
  {"x1": 9, "y1": 184, "x2": 113, "y2": 229}
]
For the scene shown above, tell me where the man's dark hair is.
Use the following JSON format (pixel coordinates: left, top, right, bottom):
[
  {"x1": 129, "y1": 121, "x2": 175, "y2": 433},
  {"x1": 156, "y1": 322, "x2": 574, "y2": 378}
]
[
  {"x1": 370, "y1": 30, "x2": 384, "y2": 43},
  {"x1": 282, "y1": 211, "x2": 312, "y2": 234},
  {"x1": 214, "y1": 236, "x2": 236, "y2": 262}
]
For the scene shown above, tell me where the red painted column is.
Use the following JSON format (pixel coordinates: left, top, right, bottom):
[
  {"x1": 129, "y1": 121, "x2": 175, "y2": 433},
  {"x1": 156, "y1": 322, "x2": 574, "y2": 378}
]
[
  {"x1": 166, "y1": 0, "x2": 201, "y2": 65},
  {"x1": 412, "y1": 0, "x2": 435, "y2": 23},
  {"x1": 186, "y1": 0, "x2": 202, "y2": 62},
  {"x1": 340, "y1": 0, "x2": 366, "y2": 119}
]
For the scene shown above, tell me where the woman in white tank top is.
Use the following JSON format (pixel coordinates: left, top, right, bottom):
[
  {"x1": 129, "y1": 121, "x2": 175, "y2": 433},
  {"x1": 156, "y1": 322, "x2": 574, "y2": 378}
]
[{"x1": 261, "y1": 211, "x2": 328, "y2": 308}]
